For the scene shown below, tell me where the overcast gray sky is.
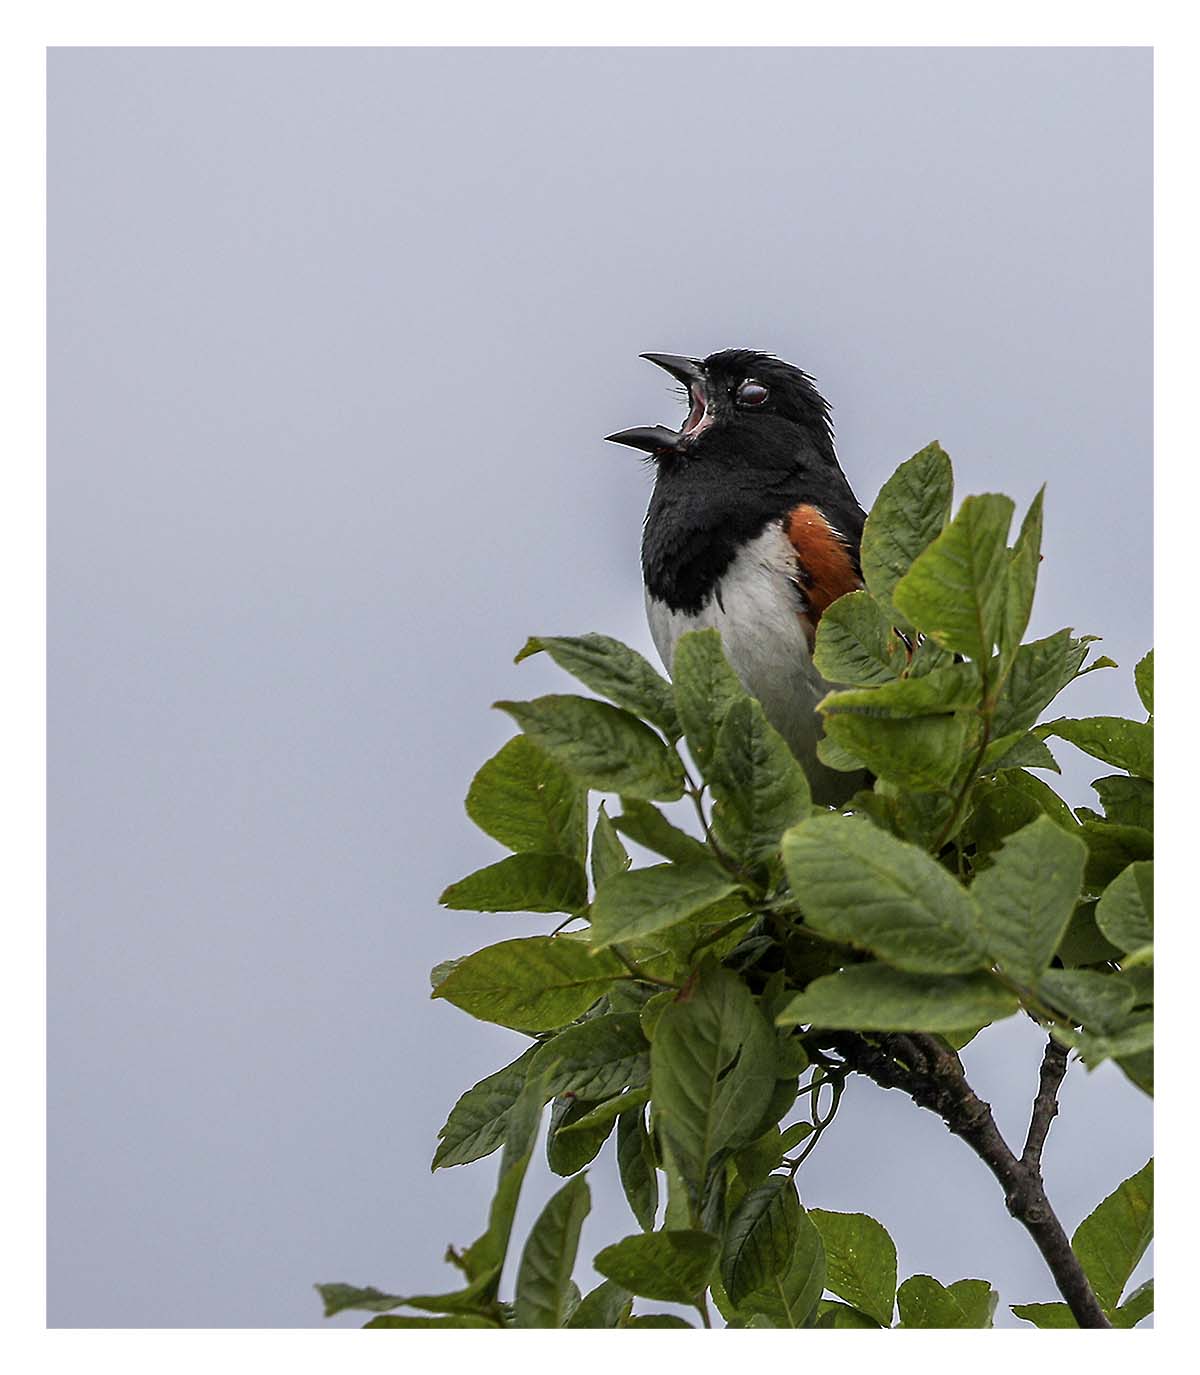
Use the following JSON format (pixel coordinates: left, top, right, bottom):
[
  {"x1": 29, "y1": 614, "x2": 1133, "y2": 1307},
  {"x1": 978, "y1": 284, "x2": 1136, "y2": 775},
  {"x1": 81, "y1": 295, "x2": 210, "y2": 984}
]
[{"x1": 48, "y1": 47, "x2": 1151, "y2": 1328}]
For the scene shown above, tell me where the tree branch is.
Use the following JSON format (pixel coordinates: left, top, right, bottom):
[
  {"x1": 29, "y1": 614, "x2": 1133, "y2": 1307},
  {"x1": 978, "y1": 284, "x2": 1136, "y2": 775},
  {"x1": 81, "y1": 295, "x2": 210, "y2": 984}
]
[{"x1": 829, "y1": 1031, "x2": 1110, "y2": 1328}]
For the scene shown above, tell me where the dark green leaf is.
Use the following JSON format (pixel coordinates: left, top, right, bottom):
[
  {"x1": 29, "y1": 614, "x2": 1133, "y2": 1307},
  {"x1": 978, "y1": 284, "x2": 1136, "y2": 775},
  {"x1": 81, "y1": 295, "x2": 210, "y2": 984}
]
[
  {"x1": 1042, "y1": 717, "x2": 1153, "y2": 781},
  {"x1": 721, "y1": 1175, "x2": 801, "y2": 1304},
  {"x1": 671, "y1": 628, "x2": 748, "y2": 772},
  {"x1": 495, "y1": 695, "x2": 685, "y2": 801},
  {"x1": 809, "y1": 1209, "x2": 898, "y2": 1326},
  {"x1": 616, "y1": 1107, "x2": 659, "y2": 1232},
  {"x1": 514, "y1": 1175, "x2": 591, "y2": 1327},
  {"x1": 1071, "y1": 1158, "x2": 1153, "y2": 1310},
  {"x1": 1116, "y1": 1048, "x2": 1154, "y2": 1096},
  {"x1": 593, "y1": 1230, "x2": 719, "y2": 1304},
  {"x1": 433, "y1": 1045, "x2": 539, "y2": 1171},
  {"x1": 651, "y1": 964, "x2": 777, "y2": 1189},
  {"x1": 624, "y1": 1313, "x2": 695, "y2": 1328},
  {"x1": 591, "y1": 803, "x2": 632, "y2": 888},
  {"x1": 546, "y1": 1095, "x2": 615, "y2": 1175},
  {"x1": 440, "y1": 852, "x2": 588, "y2": 915},
  {"x1": 812, "y1": 590, "x2": 907, "y2": 686},
  {"x1": 814, "y1": 1301, "x2": 881, "y2": 1328},
  {"x1": 991, "y1": 629, "x2": 1093, "y2": 738},
  {"x1": 363, "y1": 1314, "x2": 500, "y2": 1328},
  {"x1": 433, "y1": 936, "x2": 624, "y2": 1031},
  {"x1": 316, "y1": 1278, "x2": 495, "y2": 1319},
  {"x1": 1000, "y1": 486, "x2": 1044, "y2": 658},
  {"x1": 738, "y1": 1208, "x2": 825, "y2": 1328},
  {"x1": 823, "y1": 711, "x2": 966, "y2": 792},
  {"x1": 1056, "y1": 900, "x2": 1124, "y2": 967},
  {"x1": 1040, "y1": 969, "x2": 1136, "y2": 1032},
  {"x1": 531, "y1": 1012, "x2": 649, "y2": 1102},
  {"x1": 1095, "y1": 861, "x2": 1153, "y2": 953},
  {"x1": 558, "y1": 1085, "x2": 650, "y2": 1135},
  {"x1": 860, "y1": 442, "x2": 954, "y2": 617},
  {"x1": 972, "y1": 816, "x2": 1087, "y2": 984},
  {"x1": 589, "y1": 863, "x2": 741, "y2": 950},
  {"x1": 709, "y1": 697, "x2": 812, "y2": 862},
  {"x1": 1134, "y1": 650, "x2": 1153, "y2": 715},
  {"x1": 734, "y1": 1126, "x2": 785, "y2": 1190},
  {"x1": 611, "y1": 798, "x2": 711, "y2": 866},
  {"x1": 1092, "y1": 775, "x2": 1153, "y2": 831},
  {"x1": 776, "y1": 965, "x2": 1017, "y2": 1032},
  {"x1": 982, "y1": 730, "x2": 1061, "y2": 774},
  {"x1": 1010, "y1": 1301, "x2": 1077, "y2": 1328},
  {"x1": 465, "y1": 735, "x2": 587, "y2": 862},
  {"x1": 892, "y1": 493, "x2": 1014, "y2": 664},
  {"x1": 566, "y1": 1279, "x2": 633, "y2": 1329},
  {"x1": 781, "y1": 814, "x2": 988, "y2": 974},
  {"x1": 516, "y1": 633, "x2": 681, "y2": 739},
  {"x1": 1080, "y1": 820, "x2": 1153, "y2": 890}
]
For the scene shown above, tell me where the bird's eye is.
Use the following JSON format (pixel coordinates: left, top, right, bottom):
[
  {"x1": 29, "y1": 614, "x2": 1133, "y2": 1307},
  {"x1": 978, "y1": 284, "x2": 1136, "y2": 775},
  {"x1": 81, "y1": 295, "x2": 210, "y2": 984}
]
[{"x1": 737, "y1": 380, "x2": 769, "y2": 407}]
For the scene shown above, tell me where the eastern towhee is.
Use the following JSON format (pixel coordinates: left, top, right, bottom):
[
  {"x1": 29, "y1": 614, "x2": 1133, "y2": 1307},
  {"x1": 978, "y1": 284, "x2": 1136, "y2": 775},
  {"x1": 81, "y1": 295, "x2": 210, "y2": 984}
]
[{"x1": 607, "y1": 349, "x2": 867, "y2": 806}]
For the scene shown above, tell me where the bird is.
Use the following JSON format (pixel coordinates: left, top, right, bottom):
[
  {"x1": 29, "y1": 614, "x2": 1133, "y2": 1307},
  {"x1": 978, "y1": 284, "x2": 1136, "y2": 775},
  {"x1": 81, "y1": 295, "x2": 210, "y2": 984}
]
[{"x1": 606, "y1": 349, "x2": 868, "y2": 806}]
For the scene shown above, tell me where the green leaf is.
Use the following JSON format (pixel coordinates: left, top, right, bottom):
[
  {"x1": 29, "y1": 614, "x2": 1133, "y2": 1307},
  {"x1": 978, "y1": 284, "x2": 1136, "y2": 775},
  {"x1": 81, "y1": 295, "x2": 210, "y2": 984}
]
[
  {"x1": 593, "y1": 1230, "x2": 719, "y2": 1304},
  {"x1": 1040, "y1": 969, "x2": 1136, "y2": 1032},
  {"x1": 981, "y1": 730, "x2": 1061, "y2": 774},
  {"x1": 465, "y1": 734, "x2": 586, "y2": 862},
  {"x1": 1056, "y1": 900, "x2": 1124, "y2": 967},
  {"x1": 651, "y1": 964, "x2": 777, "y2": 1189},
  {"x1": 776, "y1": 965, "x2": 1017, "y2": 1032},
  {"x1": 546, "y1": 1095, "x2": 614, "y2": 1175},
  {"x1": 992, "y1": 630, "x2": 1094, "y2": 737},
  {"x1": 734, "y1": 1126, "x2": 785, "y2": 1190},
  {"x1": 433, "y1": 936, "x2": 624, "y2": 1031},
  {"x1": 1134, "y1": 650, "x2": 1153, "y2": 715},
  {"x1": 514, "y1": 1175, "x2": 591, "y2": 1327},
  {"x1": 1116, "y1": 1048, "x2": 1154, "y2": 1096},
  {"x1": 823, "y1": 711, "x2": 966, "y2": 792},
  {"x1": 1080, "y1": 820, "x2": 1153, "y2": 890},
  {"x1": 709, "y1": 697, "x2": 812, "y2": 863},
  {"x1": 611, "y1": 798, "x2": 711, "y2": 866},
  {"x1": 432, "y1": 1045, "x2": 539, "y2": 1170},
  {"x1": 1071, "y1": 1159, "x2": 1154, "y2": 1310},
  {"x1": 1095, "y1": 861, "x2": 1153, "y2": 953},
  {"x1": 624, "y1": 1313, "x2": 695, "y2": 1328},
  {"x1": 316, "y1": 1278, "x2": 495, "y2": 1319},
  {"x1": 1042, "y1": 716, "x2": 1153, "y2": 781},
  {"x1": 671, "y1": 628, "x2": 748, "y2": 772},
  {"x1": 589, "y1": 863, "x2": 741, "y2": 950},
  {"x1": 809, "y1": 1209, "x2": 898, "y2": 1326},
  {"x1": 495, "y1": 695, "x2": 685, "y2": 801},
  {"x1": 820, "y1": 660, "x2": 983, "y2": 718},
  {"x1": 721, "y1": 1175, "x2": 801, "y2": 1305},
  {"x1": 812, "y1": 590, "x2": 907, "y2": 686},
  {"x1": 531, "y1": 1012, "x2": 649, "y2": 1101},
  {"x1": 892, "y1": 493, "x2": 1014, "y2": 664},
  {"x1": 1010, "y1": 1301, "x2": 1077, "y2": 1328},
  {"x1": 781, "y1": 814, "x2": 988, "y2": 974},
  {"x1": 972, "y1": 816, "x2": 1087, "y2": 984},
  {"x1": 439, "y1": 852, "x2": 588, "y2": 914},
  {"x1": 363, "y1": 1314, "x2": 500, "y2": 1328},
  {"x1": 616, "y1": 1106, "x2": 659, "y2": 1231},
  {"x1": 860, "y1": 441, "x2": 954, "y2": 617},
  {"x1": 736, "y1": 1206, "x2": 826, "y2": 1327},
  {"x1": 590, "y1": 803, "x2": 631, "y2": 888},
  {"x1": 516, "y1": 633, "x2": 681, "y2": 739},
  {"x1": 1110, "y1": 1278, "x2": 1154, "y2": 1328},
  {"x1": 566, "y1": 1279, "x2": 633, "y2": 1329},
  {"x1": 814, "y1": 1301, "x2": 881, "y2": 1328},
  {"x1": 558, "y1": 1085, "x2": 650, "y2": 1135},
  {"x1": 898, "y1": 1274, "x2": 998, "y2": 1328},
  {"x1": 1092, "y1": 775, "x2": 1153, "y2": 831},
  {"x1": 1000, "y1": 486, "x2": 1044, "y2": 658}
]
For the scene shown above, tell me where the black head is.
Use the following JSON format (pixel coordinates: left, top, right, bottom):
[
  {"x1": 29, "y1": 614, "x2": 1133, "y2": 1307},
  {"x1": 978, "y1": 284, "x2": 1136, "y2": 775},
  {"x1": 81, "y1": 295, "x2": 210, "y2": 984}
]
[{"x1": 605, "y1": 348, "x2": 838, "y2": 476}]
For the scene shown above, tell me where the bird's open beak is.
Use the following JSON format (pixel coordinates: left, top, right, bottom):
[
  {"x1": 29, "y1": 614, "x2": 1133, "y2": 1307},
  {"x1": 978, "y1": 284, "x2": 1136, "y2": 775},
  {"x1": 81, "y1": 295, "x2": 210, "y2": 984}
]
[{"x1": 605, "y1": 353, "x2": 710, "y2": 453}]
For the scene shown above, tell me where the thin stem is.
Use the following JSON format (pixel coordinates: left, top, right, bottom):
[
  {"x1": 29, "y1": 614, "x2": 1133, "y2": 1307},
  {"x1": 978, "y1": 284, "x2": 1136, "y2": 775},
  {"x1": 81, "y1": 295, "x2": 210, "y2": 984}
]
[{"x1": 609, "y1": 944, "x2": 680, "y2": 990}]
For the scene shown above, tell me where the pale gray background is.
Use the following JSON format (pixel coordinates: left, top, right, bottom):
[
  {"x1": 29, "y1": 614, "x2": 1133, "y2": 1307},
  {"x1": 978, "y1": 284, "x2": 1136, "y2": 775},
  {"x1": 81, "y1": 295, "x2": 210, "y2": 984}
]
[{"x1": 48, "y1": 47, "x2": 1152, "y2": 1328}]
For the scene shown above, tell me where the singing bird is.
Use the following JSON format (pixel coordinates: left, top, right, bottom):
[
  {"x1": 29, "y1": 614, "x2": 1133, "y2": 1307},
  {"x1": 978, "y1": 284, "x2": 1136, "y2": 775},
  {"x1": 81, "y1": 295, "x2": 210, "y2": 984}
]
[{"x1": 606, "y1": 349, "x2": 868, "y2": 806}]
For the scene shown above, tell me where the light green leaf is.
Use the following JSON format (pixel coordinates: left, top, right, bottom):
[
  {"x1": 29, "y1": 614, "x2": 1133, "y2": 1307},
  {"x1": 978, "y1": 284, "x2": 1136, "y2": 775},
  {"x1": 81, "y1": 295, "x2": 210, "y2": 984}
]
[
  {"x1": 991, "y1": 629, "x2": 1095, "y2": 738},
  {"x1": 709, "y1": 697, "x2": 812, "y2": 863},
  {"x1": 972, "y1": 815, "x2": 1087, "y2": 984},
  {"x1": 651, "y1": 964, "x2": 777, "y2": 1189},
  {"x1": 736, "y1": 1206, "x2": 826, "y2": 1327},
  {"x1": 432, "y1": 936, "x2": 624, "y2": 1031},
  {"x1": 948, "y1": 1278, "x2": 1000, "y2": 1327},
  {"x1": 316, "y1": 1277, "x2": 496, "y2": 1319},
  {"x1": 591, "y1": 803, "x2": 631, "y2": 888},
  {"x1": 1110, "y1": 1279, "x2": 1154, "y2": 1328},
  {"x1": 616, "y1": 1107, "x2": 659, "y2": 1232},
  {"x1": 1042, "y1": 716, "x2": 1153, "y2": 781},
  {"x1": 981, "y1": 730, "x2": 1061, "y2": 774},
  {"x1": 611, "y1": 798, "x2": 711, "y2": 866},
  {"x1": 1095, "y1": 861, "x2": 1153, "y2": 953},
  {"x1": 531, "y1": 1012, "x2": 649, "y2": 1102},
  {"x1": 566, "y1": 1279, "x2": 633, "y2": 1329},
  {"x1": 1000, "y1": 486, "x2": 1044, "y2": 659},
  {"x1": 820, "y1": 660, "x2": 982, "y2": 718},
  {"x1": 465, "y1": 734, "x2": 587, "y2": 862},
  {"x1": 721, "y1": 1175, "x2": 801, "y2": 1305},
  {"x1": 814, "y1": 1301, "x2": 881, "y2": 1328},
  {"x1": 671, "y1": 628, "x2": 748, "y2": 772},
  {"x1": 776, "y1": 965, "x2": 1017, "y2": 1032},
  {"x1": 593, "y1": 1230, "x2": 720, "y2": 1304},
  {"x1": 781, "y1": 814, "x2": 988, "y2": 973},
  {"x1": 1134, "y1": 650, "x2": 1153, "y2": 715},
  {"x1": 362, "y1": 1314, "x2": 500, "y2": 1328},
  {"x1": 516, "y1": 633, "x2": 681, "y2": 738},
  {"x1": 893, "y1": 493, "x2": 1014, "y2": 664},
  {"x1": 432, "y1": 1045, "x2": 539, "y2": 1170},
  {"x1": 861, "y1": 441, "x2": 954, "y2": 616},
  {"x1": 589, "y1": 863, "x2": 741, "y2": 950},
  {"x1": 809, "y1": 1209, "x2": 898, "y2": 1326},
  {"x1": 1010, "y1": 1301, "x2": 1077, "y2": 1328},
  {"x1": 812, "y1": 590, "x2": 907, "y2": 686},
  {"x1": 439, "y1": 852, "x2": 588, "y2": 914},
  {"x1": 898, "y1": 1274, "x2": 997, "y2": 1328},
  {"x1": 823, "y1": 711, "x2": 966, "y2": 792},
  {"x1": 514, "y1": 1175, "x2": 591, "y2": 1327},
  {"x1": 1040, "y1": 969, "x2": 1136, "y2": 1032},
  {"x1": 1071, "y1": 1159, "x2": 1154, "y2": 1311},
  {"x1": 496, "y1": 694, "x2": 686, "y2": 800}
]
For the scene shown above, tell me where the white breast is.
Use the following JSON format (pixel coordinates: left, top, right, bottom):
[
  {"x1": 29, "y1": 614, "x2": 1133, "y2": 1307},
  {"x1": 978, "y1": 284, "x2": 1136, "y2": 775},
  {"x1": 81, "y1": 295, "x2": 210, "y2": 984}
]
[{"x1": 646, "y1": 523, "x2": 861, "y2": 805}]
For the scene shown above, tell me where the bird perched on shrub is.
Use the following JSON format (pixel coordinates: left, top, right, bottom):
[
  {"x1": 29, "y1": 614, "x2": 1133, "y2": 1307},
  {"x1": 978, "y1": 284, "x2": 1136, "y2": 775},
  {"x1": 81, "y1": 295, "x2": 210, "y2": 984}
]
[{"x1": 607, "y1": 349, "x2": 867, "y2": 805}]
